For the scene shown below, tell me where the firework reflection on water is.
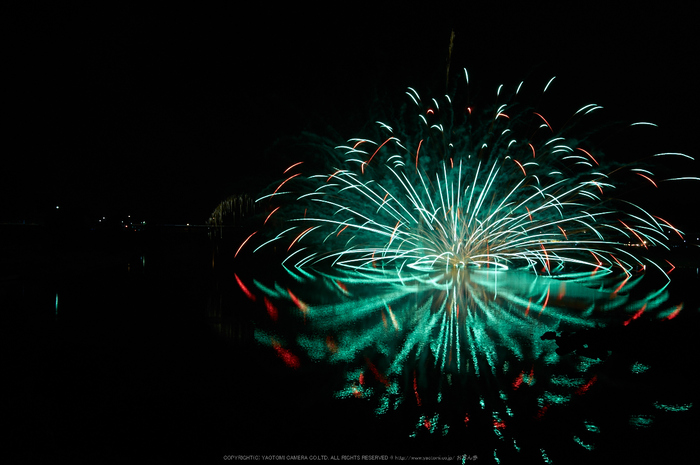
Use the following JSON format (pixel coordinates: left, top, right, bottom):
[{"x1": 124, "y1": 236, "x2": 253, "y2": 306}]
[
  {"x1": 236, "y1": 263, "x2": 692, "y2": 461},
  {"x1": 224, "y1": 71, "x2": 697, "y2": 461}
]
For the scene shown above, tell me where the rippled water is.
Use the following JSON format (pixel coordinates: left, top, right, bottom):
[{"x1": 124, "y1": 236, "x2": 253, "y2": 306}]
[{"x1": 4, "y1": 227, "x2": 698, "y2": 463}]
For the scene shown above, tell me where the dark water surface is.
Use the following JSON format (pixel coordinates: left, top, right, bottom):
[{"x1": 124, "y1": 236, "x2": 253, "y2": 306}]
[
  {"x1": 4, "y1": 227, "x2": 214, "y2": 463},
  {"x1": 4, "y1": 226, "x2": 699, "y2": 463}
]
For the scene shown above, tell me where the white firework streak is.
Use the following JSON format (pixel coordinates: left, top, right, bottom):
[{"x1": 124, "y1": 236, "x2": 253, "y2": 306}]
[
  {"x1": 239, "y1": 73, "x2": 696, "y2": 461},
  {"x1": 249, "y1": 76, "x2": 695, "y2": 282}
]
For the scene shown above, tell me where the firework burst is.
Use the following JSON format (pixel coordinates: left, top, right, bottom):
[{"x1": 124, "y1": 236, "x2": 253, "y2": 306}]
[
  {"x1": 231, "y1": 71, "x2": 697, "y2": 461},
  {"x1": 247, "y1": 70, "x2": 695, "y2": 282}
]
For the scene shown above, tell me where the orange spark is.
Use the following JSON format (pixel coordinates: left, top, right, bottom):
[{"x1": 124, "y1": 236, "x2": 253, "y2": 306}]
[
  {"x1": 352, "y1": 386, "x2": 363, "y2": 398},
  {"x1": 557, "y1": 283, "x2": 566, "y2": 300},
  {"x1": 535, "y1": 404, "x2": 549, "y2": 420},
  {"x1": 538, "y1": 287, "x2": 550, "y2": 316},
  {"x1": 636, "y1": 173, "x2": 658, "y2": 188},
  {"x1": 335, "y1": 280, "x2": 349, "y2": 295},
  {"x1": 512, "y1": 371, "x2": 524, "y2": 390},
  {"x1": 271, "y1": 339, "x2": 300, "y2": 369},
  {"x1": 653, "y1": 216, "x2": 684, "y2": 240},
  {"x1": 287, "y1": 288, "x2": 309, "y2": 321},
  {"x1": 664, "y1": 303, "x2": 683, "y2": 320},
  {"x1": 415, "y1": 139, "x2": 424, "y2": 171},
  {"x1": 337, "y1": 224, "x2": 350, "y2": 237},
  {"x1": 326, "y1": 169, "x2": 342, "y2": 182},
  {"x1": 540, "y1": 243, "x2": 550, "y2": 272},
  {"x1": 263, "y1": 296, "x2": 278, "y2": 321},
  {"x1": 264, "y1": 207, "x2": 280, "y2": 225},
  {"x1": 557, "y1": 225, "x2": 568, "y2": 239},
  {"x1": 574, "y1": 375, "x2": 597, "y2": 396},
  {"x1": 386, "y1": 304, "x2": 399, "y2": 331},
  {"x1": 389, "y1": 220, "x2": 401, "y2": 244},
  {"x1": 287, "y1": 226, "x2": 314, "y2": 251},
  {"x1": 610, "y1": 254, "x2": 628, "y2": 275},
  {"x1": 619, "y1": 220, "x2": 647, "y2": 249},
  {"x1": 362, "y1": 137, "x2": 394, "y2": 174},
  {"x1": 576, "y1": 148, "x2": 599, "y2": 165},
  {"x1": 234, "y1": 273, "x2": 256, "y2": 301},
  {"x1": 624, "y1": 304, "x2": 647, "y2": 326},
  {"x1": 235, "y1": 231, "x2": 257, "y2": 258},
  {"x1": 413, "y1": 371, "x2": 422, "y2": 406},
  {"x1": 326, "y1": 335, "x2": 338, "y2": 353},
  {"x1": 272, "y1": 172, "x2": 301, "y2": 195},
  {"x1": 283, "y1": 161, "x2": 303, "y2": 173},
  {"x1": 366, "y1": 358, "x2": 389, "y2": 387},
  {"x1": 665, "y1": 260, "x2": 675, "y2": 274},
  {"x1": 533, "y1": 112, "x2": 553, "y2": 132}
]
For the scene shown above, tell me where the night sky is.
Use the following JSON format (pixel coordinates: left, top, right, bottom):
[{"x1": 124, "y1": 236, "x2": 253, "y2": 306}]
[{"x1": 6, "y1": 4, "x2": 698, "y2": 230}]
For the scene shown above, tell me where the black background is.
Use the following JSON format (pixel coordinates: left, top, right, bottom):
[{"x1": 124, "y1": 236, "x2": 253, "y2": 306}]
[
  {"x1": 4, "y1": 4, "x2": 699, "y2": 464},
  {"x1": 5, "y1": 3, "x2": 698, "y2": 229}
]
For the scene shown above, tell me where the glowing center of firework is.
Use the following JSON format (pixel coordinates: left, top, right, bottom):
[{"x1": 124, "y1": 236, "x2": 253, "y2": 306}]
[{"x1": 246, "y1": 75, "x2": 693, "y2": 283}]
